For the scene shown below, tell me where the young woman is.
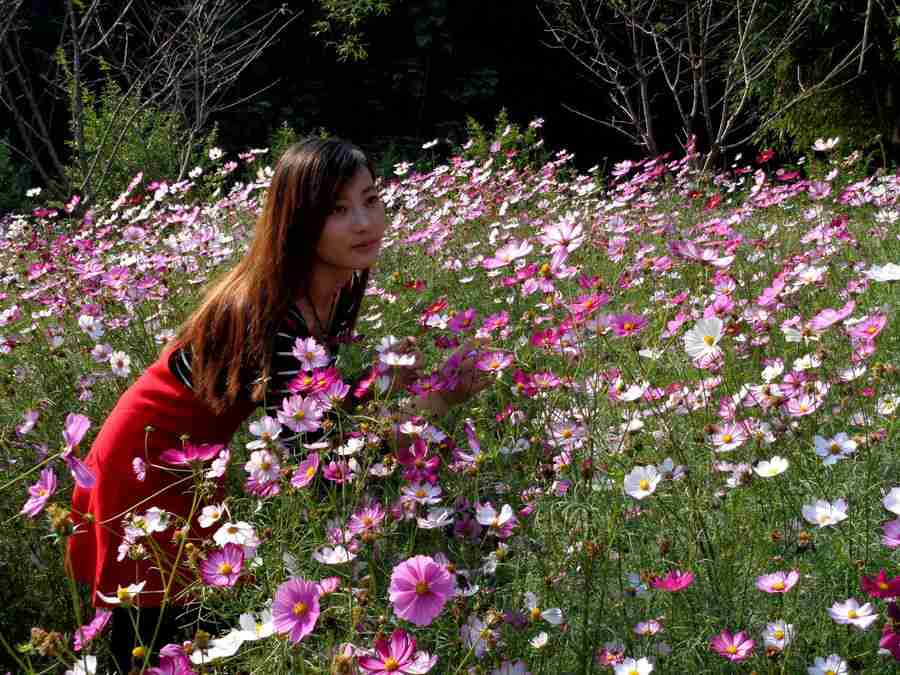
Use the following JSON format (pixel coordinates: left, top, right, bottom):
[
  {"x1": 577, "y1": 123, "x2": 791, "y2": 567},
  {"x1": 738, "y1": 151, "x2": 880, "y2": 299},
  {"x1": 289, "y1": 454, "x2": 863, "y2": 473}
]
[{"x1": 66, "y1": 137, "x2": 490, "y2": 672}]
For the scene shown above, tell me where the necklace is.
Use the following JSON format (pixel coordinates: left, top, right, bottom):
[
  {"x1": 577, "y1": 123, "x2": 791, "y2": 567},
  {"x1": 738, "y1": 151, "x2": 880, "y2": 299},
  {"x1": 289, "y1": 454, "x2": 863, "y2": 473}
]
[{"x1": 306, "y1": 291, "x2": 338, "y2": 343}]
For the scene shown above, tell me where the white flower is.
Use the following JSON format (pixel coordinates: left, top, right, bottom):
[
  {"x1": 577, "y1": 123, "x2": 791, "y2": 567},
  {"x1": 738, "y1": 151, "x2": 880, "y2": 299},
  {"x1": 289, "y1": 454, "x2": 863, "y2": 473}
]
[
  {"x1": 623, "y1": 465, "x2": 661, "y2": 500},
  {"x1": 761, "y1": 359, "x2": 784, "y2": 382},
  {"x1": 313, "y1": 545, "x2": 356, "y2": 564},
  {"x1": 523, "y1": 591, "x2": 564, "y2": 625},
  {"x1": 213, "y1": 521, "x2": 260, "y2": 557},
  {"x1": 529, "y1": 631, "x2": 549, "y2": 649},
  {"x1": 793, "y1": 353, "x2": 821, "y2": 371},
  {"x1": 754, "y1": 456, "x2": 789, "y2": 477},
  {"x1": 292, "y1": 336, "x2": 329, "y2": 371},
  {"x1": 243, "y1": 449, "x2": 280, "y2": 483},
  {"x1": 492, "y1": 660, "x2": 531, "y2": 675},
  {"x1": 864, "y1": 263, "x2": 900, "y2": 282},
  {"x1": 763, "y1": 620, "x2": 794, "y2": 651},
  {"x1": 189, "y1": 629, "x2": 245, "y2": 664},
  {"x1": 807, "y1": 654, "x2": 848, "y2": 675},
  {"x1": 96, "y1": 580, "x2": 146, "y2": 606},
  {"x1": 417, "y1": 507, "x2": 454, "y2": 529},
  {"x1": 26, "y1": 187, "x2": 42, "y2": 198},
  {"x1": 460, "y1": 615, "x2": 493, "y2": 657},
  {"x1": 109, "y1": 350, "x2": 131, "y2": 377},
  {"x1": 236, "y1": 608, "x2": 275, "y2": 641},
  {"x1": 199, "y1": 503, "x2": 226, "y2": 529},
  {"x1": 683, "y1": 317, "x2": 724, "y2": 362},
  {"x1": 247, "y1": 416, "x2": 282, "y2": 450},
  {"x1": 614, "y1": 658, "x2": 654, "y2": 675},
  {"x1": 812, "y1": 137, "x2": 840, "y2": 152},
  {"x1": 208, "y1": 147, "x2": 224, "y2": 161},
  {"x1": 814, "y1": 433, "x2": 857, "y2": 466},
  {"x1": 78, "y1": 314, "x2": 105, "y2": 340},
  {"x1": 64, "y1": 655, "x2": 97, "y2": 675},
  {"x1": 883, "y1": 487, "x2": 900, "y2": 515},
  {"x1": 827, "y1": 599, "x2": 877, "y2": 630},
  {"x1": 802, "y1": 499, "x2": 848, "y2": 527}
]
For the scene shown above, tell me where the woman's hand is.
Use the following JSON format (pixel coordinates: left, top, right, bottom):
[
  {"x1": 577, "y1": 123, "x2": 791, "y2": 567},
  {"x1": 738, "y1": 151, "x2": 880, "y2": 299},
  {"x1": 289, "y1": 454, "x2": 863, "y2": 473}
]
[
  {"x1": 435, "y1": 338, "x2": 493, "y2": 408},
  {"x1": 385, "y1": 336, "x2": 425, "y2": 394}
]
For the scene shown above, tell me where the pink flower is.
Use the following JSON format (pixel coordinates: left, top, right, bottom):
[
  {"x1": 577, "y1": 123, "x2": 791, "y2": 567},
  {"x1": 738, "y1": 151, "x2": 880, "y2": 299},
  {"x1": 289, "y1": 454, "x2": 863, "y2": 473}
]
[
  {"x1": 476, "y1": 351, "x2": 514, "y2": 374},
  {"x1": 884, "y1": 519, "x2": 900, "y2": 549},
  {"x1": 277, "y1": 394, "x2": 324, "y2": 434},
  {"x1": 272, "y1": 577, "x2": 321, "y2": 643},
  {"x1": 756, "y1": 569, "x2": 799, "y2": 594},
  {"x1": 132, "y1": 457, "x2": 146, "y2": 482},
  {"x1": 291, "y1": 452, "x2": 320, "y2": 488},
  {"x1": 62, "y1": 413, "x2": 95, "y2": 488},
  {"x1": 448, "y1": 308, "x2": 478, "y2": 333},
  {"x1": 347, "y1": 502, "x2": 386, "y2": 537},
  {"x1": 159, "y1": 442, "x2": 225, "y2": 467},
  {"x1": 200, "y1": 543, "x2": 244, "y2": 587},
  {"x1": 357, "y1": 628, "x2": 438, "y2": 674},
  {"x1": 710, "y1": 629, "x2": 755, "y2": 661},
  {"x1": 650, "y1": 570, "x2": 695, "y2": 592},
  {"x1": 608, "y1": 313, "x2": 648, "y2": 337},
  {"x1": 848, "y1": 314, "x2": 887, "y2": 341},
  {"x1": 388, "y1": 555, "x2": 455, "y2": 626},
  {"x1": 72, "y1": 609, "x2": 112, "y2": 651},
  {"x1": 322, "y1": 459, "x2": 356, "y2": 484},
  {"x1": 20, "y1": 468, "x2": 57, "y2": 518}
]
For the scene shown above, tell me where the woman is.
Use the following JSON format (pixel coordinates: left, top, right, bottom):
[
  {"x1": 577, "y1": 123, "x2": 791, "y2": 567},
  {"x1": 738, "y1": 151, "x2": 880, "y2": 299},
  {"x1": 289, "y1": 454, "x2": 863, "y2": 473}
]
[{"x1": 67, "y1": 138, "x2": 490, "y2": 672}]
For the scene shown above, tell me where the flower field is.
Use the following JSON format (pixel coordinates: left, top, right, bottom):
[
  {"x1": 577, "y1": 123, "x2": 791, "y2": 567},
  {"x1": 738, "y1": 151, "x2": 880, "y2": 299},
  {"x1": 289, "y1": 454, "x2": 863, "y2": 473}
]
[{"x1": 1, "y1": 123, "x2": 900, "y2": 674}]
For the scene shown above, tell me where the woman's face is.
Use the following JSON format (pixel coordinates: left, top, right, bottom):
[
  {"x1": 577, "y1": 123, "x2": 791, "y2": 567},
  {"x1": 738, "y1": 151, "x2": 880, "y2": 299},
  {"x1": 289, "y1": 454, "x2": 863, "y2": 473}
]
[{"x1": 313, "y1": 166, "x2": 386, "y2": 275}]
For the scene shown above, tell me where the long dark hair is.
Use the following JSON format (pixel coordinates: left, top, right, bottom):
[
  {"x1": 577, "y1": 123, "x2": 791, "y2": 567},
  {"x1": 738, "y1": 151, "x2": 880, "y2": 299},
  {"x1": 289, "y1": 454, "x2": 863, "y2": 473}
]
[{"x1": 171, "y1": 137, "x2": 376, "y2": 415}]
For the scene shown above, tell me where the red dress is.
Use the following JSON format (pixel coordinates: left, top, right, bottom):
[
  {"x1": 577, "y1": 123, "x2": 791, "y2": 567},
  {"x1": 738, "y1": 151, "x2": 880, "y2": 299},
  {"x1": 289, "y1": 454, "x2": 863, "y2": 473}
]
[{"x1": 67, "y1": 340, "x2": 258, "y2": 608}]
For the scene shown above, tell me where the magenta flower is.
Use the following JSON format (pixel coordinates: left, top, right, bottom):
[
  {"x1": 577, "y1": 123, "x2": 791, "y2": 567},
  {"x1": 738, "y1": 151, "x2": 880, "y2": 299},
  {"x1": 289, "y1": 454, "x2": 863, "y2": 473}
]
[
  {"x1": 710, "y1": 629, "x2": 755, "y2": 661},
  {"x1": 200, "y1": 543, "x2": 244, "y2": 587},
  {"x1": 72, "y1": 609, "x2": 112, "y2": 651},
  {"x1": 608, "y1": 313, "x2": 648, "y2": 337},
  {"x1": 290, "y1": 452, "x2": 320, "y2": 488},
  {"x1": 62, "y1": 413, "x2": 95, "y2": 488},
  {"x1": 650, "y1": 570, "x2": 695, "y2": 592},
  {"x1": 396, "y1": 439, "x2": 441, "y2": 484},
  {"x1": 20, "y1": 468, "x2": 57, "y2": 518},
  {"x1": 848, "y1": 314, "x2": 887, "y2": 340},
  {"x1": 861, "y1": 569, "x2": 900, "y2": 599},
  {"x1": 357, "y1": 628, "x2": 438, "y2": 674},
  {"x1": 756, "y1": 569, "x2": 799, "y2": 594},
  {"x1": 388, "y1": 555, "x2": 455, "y2": 626},
  {"x1": 272, "y1": 577, "x2": 321, "y2": 643},
  {"x1": 159, "y1": 442, "x2": 225, "y2": 467}
]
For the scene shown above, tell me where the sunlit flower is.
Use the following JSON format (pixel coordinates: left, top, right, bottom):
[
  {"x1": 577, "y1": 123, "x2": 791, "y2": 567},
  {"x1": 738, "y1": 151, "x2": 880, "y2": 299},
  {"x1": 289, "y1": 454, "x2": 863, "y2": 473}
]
[
  {"x1": 650, "y1": 570, "x2": 694, "y2": 592},
  {"x1": 753, "y1": 456, "x2": 789, "y2": 477},
  {"x1": 357, "y1": 628, "x2": 437, "y2": 674},
  {"x1": 807, "y1": 654, "x2": 848, "y2": 675},
  {"x1": 827, "y1": 598, "x2": 877, "y2": 630},
  {"x1": 624, "y1": 465, "x2": 661, "y2": 500},
  {"x1": 200, "y1": 543, "x2": 244, "y2": 587},
  {"x1": 684, "y1": 317, "x2": 724, "y2": 362},
  {"x1": 802, "y1": 499, "x2": 848, "y2": 527},
  {"x1": 523, "y1": 591, "x2": 564, "y2": 625},
  {"x1": 762, "y1": 620, "x2": 794, "y2": 652},
  {"x1": 814, "y1": 433, "x2": 857, "y2": 466},
  {"x1": 20, "y1": 468, "x2": 57, "y2": 518},
  {"x1": 756, "y1": 569, "x2": 799, "y2": 594},
  {"x1": 614, "y1": 658, "x2": 654, "y2": 675},
  {"x1": 389, "y1": 555, "x2": 455, "y2": 626},
  {"x1": 272, "y1": 577, "x2": 320, "y2": 643},
  {"x1": 710, "y1": 629, "x2": 754, "y2": 662}
]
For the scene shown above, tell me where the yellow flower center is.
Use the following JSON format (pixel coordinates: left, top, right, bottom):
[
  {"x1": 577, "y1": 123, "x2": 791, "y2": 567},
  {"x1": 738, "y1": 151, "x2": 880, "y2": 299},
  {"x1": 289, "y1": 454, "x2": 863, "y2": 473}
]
[
  {"x1": 722, "y1": 434, "x2": 733, "y2": 443},
  {"x1": 774, "y1": 629, "x2": 784, "y2": 640},
  {"x1": 623, "y1": 322, "x2": 635, "y2": 331},
  {"x1": 726, "y1": 645, "x2": 737, "y2": 654},
  {"x1": 384, "y1": 658, "x2": 400, "y2": 672},
  {"x1": 867, "y1": 325, "x2": 877, "y2": 334},
  {"x1": 826, "y1": 671, "x2": 836, "y2": 675},
  {"x1": 292, "y1": 601, "x2": 308, "y2": 617},
  {"x1": 847, "y1": 609, "x2": 858, "y2": 619},
  {"x1": 703, "y1": 335, "x2": 715, "y2": 346},
  {"x1": 116, "y1": 587, "x2": 132, "y2": 603},
  {"x1": 490, "y1": 360, "x2": 500, "y2": 369},
  {"x1": 772, "y1": 580, "x2": 785, "y2": 591},
  {"x1": 798, "y1": 403, "x2": 809, "y2": 412},
  {"x1": 638, "y1": 479, "x2": 650, "y2": 491},
  {"x1": 306, "y1": 465, "x2": 316, "y2": 478},
  {"x1": 218, "y1": 562, "x2": 233, "y2": 575},
  {"x1": 260, "y1": 461, "x2": 271, "y2": 472},
  {"x1": 562, "y1": 429, "x2": 573, "y2": 439},
  {"x1": 530, "y1": 607, "x2": 542, "y2": 621},
  {"x1": 830, "y1": 443, "x2": 841, "y2": 454},
  {"x1": 879, "y1": 581, "x2": 889, "y2": 590},
  {"x1": 415, "y1": 489, "x2": 426, "y2": 499},
  {"x1": 295, "y1": 410, "x2": 306, "y2": 419},
  {"x1": 415, "y1": 581, "x2": 429, "y2": 595},
  {"x1": 132, "y1": 646, "x2": 146, "y2": 658},
  {"x1": 629, "y1": 671, "x2": 639, "y2": 675}
]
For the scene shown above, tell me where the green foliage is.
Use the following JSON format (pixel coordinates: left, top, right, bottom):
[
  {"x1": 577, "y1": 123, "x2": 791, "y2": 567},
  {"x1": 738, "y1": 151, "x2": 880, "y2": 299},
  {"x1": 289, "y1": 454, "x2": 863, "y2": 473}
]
[
  {"x1": 458, "y1": 108, "x2": 550, "y2": 171},
  {"x1": 266, "y1": 122, "x2": 334, "y2": 168},
  {"x1": 311, "y1": 0, "x2": 394, "y2": 61},
  {"x1": 0, "y1": 133, "x2": 31, "y2": 214},
  {"x1": 64, "y1": 77, "x2": 217, "y2": 203}
]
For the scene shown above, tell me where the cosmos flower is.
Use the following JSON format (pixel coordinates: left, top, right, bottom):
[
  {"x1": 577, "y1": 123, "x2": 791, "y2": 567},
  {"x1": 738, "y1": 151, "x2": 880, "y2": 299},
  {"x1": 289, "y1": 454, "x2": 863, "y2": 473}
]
[
  {"x1": 650, "y1": 570, "x2": 695, "y2": 592},
  {"x1": 753, "y1": 456, "x2": 789, "y2": 478},
  {"x1": 20, "y1": 468, "x2": 57, "y2": 518},
  {"x1": 807, "y1": 654, "x2": 848, "y2": 675},
  {"x1": 762, "y1": 620, "x2": 794, "y2": 652},
  {"x1": 802, "y1": 499, "x2": 848, "y2": 528},
  {"x1": 291, "y1": 452, "x2": 320, "y2": 488},
  {"x1": 613, "y1": 658, "x2": 654, "y2": 675},
  {"x1": 756, "y1": 569, "x2": 799, "y2": 594},
  {"x1": 608, "y1": 313, "x2": 648, "y2": 337},
  {"x1": 200, "y1": 543, "x2": 244, "y2": 588},
  {"x1": 357, "y1": 628, "x2": 437, "y2": 674},
  {"x1": 814, "y1": 433, "x2": 857, "y2": 466},
  {"x1": 860, "y1": 569, "x2": 900, "y2": 599},
  {"x1": 159, "y1": 442, "x2": 224, "y2": 467},
  {"x1": 709, "y1": 629, "x2": 754, "y2": 662},
  {"x1": 683, "y1": 317, "x2": 724, "y2": 362},
  {"x1": 827, "y1": 598, "x2": 878, "y2": 630},
  {"x1": 271, "y1": 577, "x2": 320, "y2": 643},
  {"x1": 623, "y1": 465, "x2": 661, "y2": 500},
  {"x1": 388, "y1": 555, "x2": 455, "y2": 626}
]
